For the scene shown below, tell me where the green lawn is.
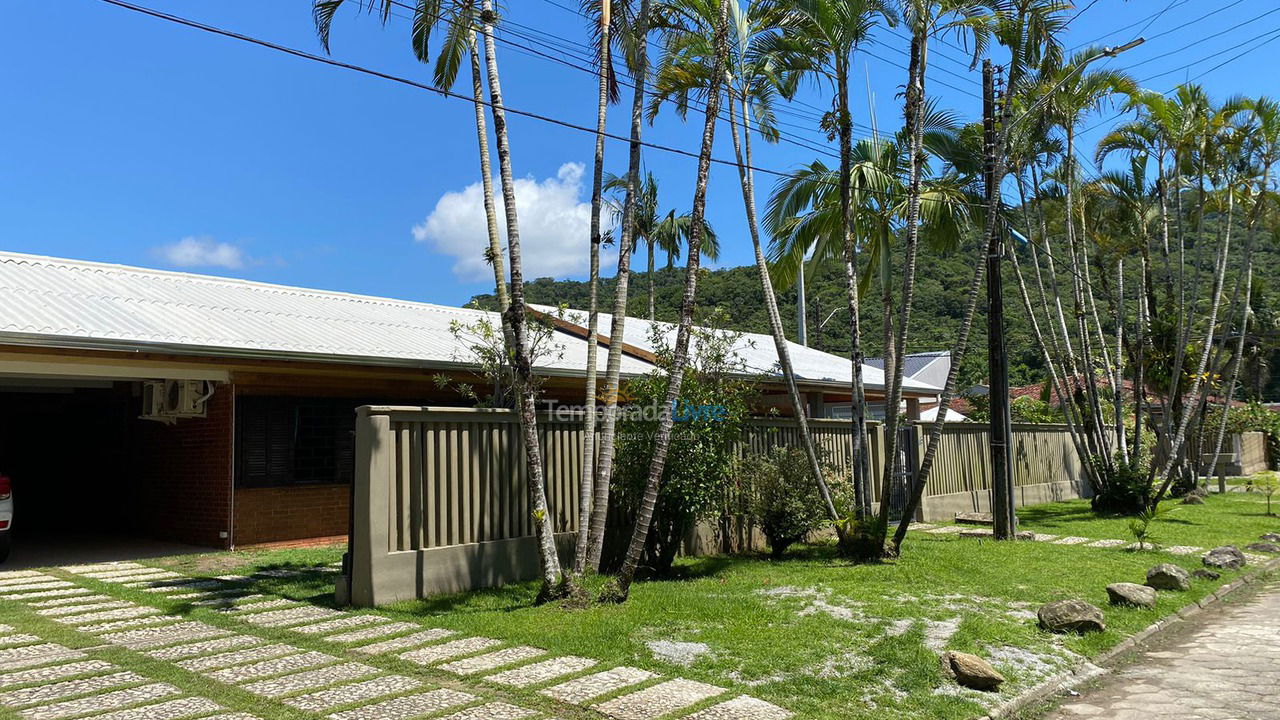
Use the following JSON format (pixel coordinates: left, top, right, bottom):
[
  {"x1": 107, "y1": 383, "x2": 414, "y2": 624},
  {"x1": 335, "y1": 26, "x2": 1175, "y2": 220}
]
[
  {"x1": 1017, "y1": 490, "x2": 1280, "y2": 547},
  {"x1": 140, "y1": 491, "x2": 1279, "y2": 720}
]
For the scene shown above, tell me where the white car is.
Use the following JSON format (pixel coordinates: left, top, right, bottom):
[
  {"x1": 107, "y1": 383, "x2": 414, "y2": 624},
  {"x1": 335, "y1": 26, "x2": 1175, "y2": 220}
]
[{"x1": 0, "y1": 473, "x2": 11, "y2": 562}]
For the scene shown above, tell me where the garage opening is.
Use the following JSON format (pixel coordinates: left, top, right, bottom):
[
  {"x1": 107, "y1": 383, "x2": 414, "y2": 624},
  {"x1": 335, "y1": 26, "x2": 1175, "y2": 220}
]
[{"x1": 0, "y1": 378, "x2": 225, "y2": 568}]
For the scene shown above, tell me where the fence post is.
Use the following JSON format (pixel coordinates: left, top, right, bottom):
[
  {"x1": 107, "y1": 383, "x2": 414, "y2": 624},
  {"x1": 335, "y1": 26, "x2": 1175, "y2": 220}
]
[{"x1": 351, "y1": 408, "x2": 394, "y2": 608}]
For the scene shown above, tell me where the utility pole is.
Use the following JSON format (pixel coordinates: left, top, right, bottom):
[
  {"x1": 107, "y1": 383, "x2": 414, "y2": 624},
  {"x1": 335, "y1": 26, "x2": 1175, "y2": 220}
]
[{"x1": 984, "y1": 60, "x2": 1016, "y2": 539}]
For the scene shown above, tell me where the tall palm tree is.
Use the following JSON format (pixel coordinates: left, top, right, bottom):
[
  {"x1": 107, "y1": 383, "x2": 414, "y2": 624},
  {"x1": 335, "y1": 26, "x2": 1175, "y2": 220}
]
[
  {"x1": 767, "y1": 0, "x2": 894, "y2": 525},
  {"x1": 891, "y1": 0, "x2": 1067, "y2": 552},
  {"x1": 476, "y1": 0, "x2": 570, "y2": 599},
  {"x1": 878, "y1": 0, "x2": 997, "y2": 543},
  {"x1": 587, "y1": 0, "x2": 655, "y2": 571},
  {"x1": 647, "y1": 0, "x2": 842, "y2": 524},
  {"x1": 313, "y1": 0, "x2": 509, "y2": 312},
  {"x1": 574, "y1": 0, "x2": 621, "y2": 576},
  {"x1": 606, "y1": 0, "x2": 732, "y2": 604},
  {"x1": 314, "y1": 0, "x2": 569, "y2": 592}
]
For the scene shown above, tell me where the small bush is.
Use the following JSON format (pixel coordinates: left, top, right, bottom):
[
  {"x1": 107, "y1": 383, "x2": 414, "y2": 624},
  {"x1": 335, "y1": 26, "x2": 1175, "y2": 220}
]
[
  {"x1": 743, "y1": 448, "x2": 834, "y2": 559},
  {"x1": 1246, "y1": 472, "x2": 1278, "y2": 516}
]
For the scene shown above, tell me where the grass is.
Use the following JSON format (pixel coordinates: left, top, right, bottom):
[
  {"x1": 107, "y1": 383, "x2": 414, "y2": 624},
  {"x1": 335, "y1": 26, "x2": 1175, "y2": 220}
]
[
  {"x1": 1017, "y1": 489, "x2": 1280, "y2": 548},
  {"x1": 143, "y1": 491, "x2": 1280, "y2": 720},
  {"x1": 6, "y1": 491, "x2": 1277, "y2": 720}
]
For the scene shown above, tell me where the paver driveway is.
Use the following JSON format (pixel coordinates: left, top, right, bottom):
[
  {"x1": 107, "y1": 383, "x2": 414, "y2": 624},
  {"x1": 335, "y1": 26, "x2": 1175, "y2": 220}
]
[
  {"x1": 0, "y1": 564, "x2": 793, "y2": 720},
  {"x1": 1042, "y1": 581, "x2": 1280, "y2": 720}
]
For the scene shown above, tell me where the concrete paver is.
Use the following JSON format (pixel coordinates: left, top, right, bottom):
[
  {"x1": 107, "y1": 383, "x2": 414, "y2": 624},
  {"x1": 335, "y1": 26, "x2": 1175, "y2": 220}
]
[{"x1": 1043, "y1": 581, "x2": 1280, "y2": 720}]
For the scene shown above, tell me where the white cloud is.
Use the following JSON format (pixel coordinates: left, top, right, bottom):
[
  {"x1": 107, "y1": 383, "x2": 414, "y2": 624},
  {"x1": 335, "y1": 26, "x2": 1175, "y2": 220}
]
[
  {"x1": 156, "y1": 236, "x2": 246, "y2": 269},
  {"x1": 413, "y1": 162, "x2": 615, "y2": 282}
]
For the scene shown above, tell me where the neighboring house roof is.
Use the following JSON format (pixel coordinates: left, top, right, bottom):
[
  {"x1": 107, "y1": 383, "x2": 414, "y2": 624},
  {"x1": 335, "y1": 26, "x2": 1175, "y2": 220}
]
[
  {"x1": 532, "y1": 304, "x2": 940, "y2": 395},
  {"x1": 920, "y1": 404, "x2": 970, "y2": 423},
  {"x1": 0, "y1": 251, "x2": 657, "y2": 378},
  {"x1": 865, "y1": 351, "x2": 951, "y2": 390}
]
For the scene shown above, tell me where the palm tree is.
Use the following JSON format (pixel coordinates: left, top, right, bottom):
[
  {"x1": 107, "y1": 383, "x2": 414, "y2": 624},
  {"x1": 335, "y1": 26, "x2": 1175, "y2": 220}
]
[
  {"x1": 602, "y1": 171, "x2": 719, "y2": 320},
  {"x1": 647, "y1": 0, "x2": 842, "y2": 524},
  {"x1": 477, "y1": 0, "x2": 570, "y2": 599},
  {"x1": 878, "y1": 0, "x2": 997, "y2": 544},
  {"x1": 313, "y1": 0, "x2": 509, "y2": 312},
  {"x1": 605, "y1": 0, "x2": 732, "y2": 604},
  {"x1": 767, "y1": 0, "x2": 894, "y2": 526},
  {"x1": 313, "y1": 0, "x2": 568, "y2": 593},
  {"x1": 574, "y1": 0, "x2": 620, "y2": 576},
  {"x1": 890, "y1": 0, "x2": 1066, "y2": 552},
  {"x1": 587, "y1": 0, "x2": 655, "y2": 571}
]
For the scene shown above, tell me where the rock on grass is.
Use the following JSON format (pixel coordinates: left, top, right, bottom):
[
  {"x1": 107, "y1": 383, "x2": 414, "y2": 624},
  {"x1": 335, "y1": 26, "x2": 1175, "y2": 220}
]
[
  {"x1": 940, "y1": 651, "x2": 1005, "y2": 691},
  {"x1": 1038, "y1": 600, "x2": 1105, "y2": 634},
  {"x1": 1202, "y1": 546, "x2": 1247, "y2": 570},
  {"x1": 1107, "y1": 582, "x2": 1156, "y2": 608},
  {"x1": 1145, "y1": 564, "x2": 1190, "y2": 591}
]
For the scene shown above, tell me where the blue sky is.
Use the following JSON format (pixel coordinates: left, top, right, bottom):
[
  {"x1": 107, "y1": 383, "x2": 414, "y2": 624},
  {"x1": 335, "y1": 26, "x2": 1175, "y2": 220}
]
[{"x1": 2, "y1": 0, "x2": 1277, "y2": 307}]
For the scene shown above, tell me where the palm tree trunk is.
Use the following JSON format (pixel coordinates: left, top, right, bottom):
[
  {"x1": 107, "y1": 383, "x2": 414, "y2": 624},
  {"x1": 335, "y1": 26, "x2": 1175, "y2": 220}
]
[
  {"x1": 1113, "y1": 257, "x2": 1127, "y2": 463},
  {"x1": 608, "y1": 0, "x2": 729, "y2": 602},
  {"x1": 878, "y1": 30, "x2": 929, "y2": 534},
  {"x1": 727, "y1": 90, "x2": 838, "y2": 521},
  {"x1": 796, "y1": 260, "x2": 808, "y2": 346},
  {"x1": 1210, "y1": 268, "x2": 1251, "y2": 491},
  {"x1": 836, "y1": 56, "x2": 871, "y2": 520},
  {"x1": 1150, "y1": 188, "x2": 1235, "y2": 506},
  {"x1": 574, "y1": 5, "x2": 610, "y2": 575},
  {"x1": 890, "y1": 242, "x2": 988, "y2": 553},
  {"x1": 479, "y1": 1, "x2": 564, "y2": 599},
  {"x1": 1133, "y1": 255, "x2": 1149, "y2": 467},
  {"x1": 648, "y1": 238, "x2": 656, "y2": 321},
  {"x1": 469, "y1": 38, "x2": 508, "y2": 314},
  {"x1": 586, "y1": 0, "x2": 650, "y2": 571},
  {"x1": 1208, "y1": 173, "x2": 1266, "y2": 490}
]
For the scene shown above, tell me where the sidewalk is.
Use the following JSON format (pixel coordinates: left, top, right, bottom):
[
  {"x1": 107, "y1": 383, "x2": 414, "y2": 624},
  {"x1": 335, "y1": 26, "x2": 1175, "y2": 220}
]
[{"x1": 1041, "y1": 581, "x2": 1280, "y2": 720}]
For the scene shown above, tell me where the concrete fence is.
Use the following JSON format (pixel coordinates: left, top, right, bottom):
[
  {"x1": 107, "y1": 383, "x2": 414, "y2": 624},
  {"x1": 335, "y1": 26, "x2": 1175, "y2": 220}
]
[{"x1": 345, "y1": 407, "x2": 1092, "y2": 606}]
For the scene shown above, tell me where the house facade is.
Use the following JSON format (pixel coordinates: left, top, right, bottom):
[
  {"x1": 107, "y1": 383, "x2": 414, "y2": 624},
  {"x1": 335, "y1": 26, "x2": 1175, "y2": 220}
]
[{"x1": 0, "y1": 251, "x2": 938, "y2": 551}]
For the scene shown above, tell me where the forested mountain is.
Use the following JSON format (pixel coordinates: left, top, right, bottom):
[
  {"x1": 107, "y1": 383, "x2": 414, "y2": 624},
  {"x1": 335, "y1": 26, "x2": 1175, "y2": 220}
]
[{"x1": 470, "y1": 216, "x2": 1280, "y2": 397}]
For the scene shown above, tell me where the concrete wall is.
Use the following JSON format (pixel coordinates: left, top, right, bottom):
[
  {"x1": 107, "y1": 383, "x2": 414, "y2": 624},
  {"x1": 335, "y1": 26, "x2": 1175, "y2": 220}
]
[
  {"x1": 346, "y1": 407, "x2": 1096, "y2": 606},
  {"x1": 920, "y1": 479, "x2": 1093, "y2": 521},
  {"x1": 1234, "y1": 432, "x2": 1270, "y2": 476}
]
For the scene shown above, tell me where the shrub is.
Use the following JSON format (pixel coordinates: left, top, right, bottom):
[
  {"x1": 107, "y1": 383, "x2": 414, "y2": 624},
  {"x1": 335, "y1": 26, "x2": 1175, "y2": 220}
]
[
  {"x1": 1011, "y1": 395, "x2": 1063, "y2": 423},
  {"x1": 609, "y1": 313, "x2": 755, "y2": 574},
  {"x1": 742, "y1": 448, "x2": 835, "y2": 559}
]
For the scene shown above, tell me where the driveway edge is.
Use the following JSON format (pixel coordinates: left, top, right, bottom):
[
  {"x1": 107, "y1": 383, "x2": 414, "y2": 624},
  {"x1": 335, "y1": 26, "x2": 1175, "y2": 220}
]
[{"x1": 975, "y1": 554, "x2": 1280, "y2": 720}]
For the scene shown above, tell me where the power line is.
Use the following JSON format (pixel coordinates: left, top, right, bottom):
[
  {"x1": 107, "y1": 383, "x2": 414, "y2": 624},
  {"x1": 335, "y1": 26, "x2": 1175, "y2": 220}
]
[
  {"x1": 365, "y1": 1, "x2": 847, "y2": 159},
  {"x1": 1079, "y1": 18, "x2": 1280, "y2": 136},
  {"x1": 91, "y1": 0, "x2": 992, "y2": 213},
  {"x1": 1137, "y1": 22, "x2": 1280, "y2": 84},
  {"x1": 1121, "y1": 7, "x2": 1280, "y2": 72},
  {"x1": 1069, "y1": 0, "x2": 1187, "y2": 50}
]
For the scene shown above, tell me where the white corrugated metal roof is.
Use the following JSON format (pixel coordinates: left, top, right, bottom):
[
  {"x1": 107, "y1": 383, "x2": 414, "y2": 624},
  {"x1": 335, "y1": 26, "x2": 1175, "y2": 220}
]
[
  {"x1": 532, "y1": 304, "x2": 940, "y2": 394},
  {"x1": 0, "y1": 251, "x2": 655, "y2": 377}
]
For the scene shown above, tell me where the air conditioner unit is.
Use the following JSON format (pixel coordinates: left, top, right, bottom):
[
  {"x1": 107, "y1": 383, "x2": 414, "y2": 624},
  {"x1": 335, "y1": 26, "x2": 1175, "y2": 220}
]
[
  {"x1": 139, "y1": 379, "x2": 212, "y2": 423},
  {"x1": 163, "y1": 379, "x2": 210, "y2": 417},
  {"x1": 140, "y1": 380, "x2": 175, "y2": 424},
  {"x1": 141, "y1": 381, "x2": 165, "y2": 417}
]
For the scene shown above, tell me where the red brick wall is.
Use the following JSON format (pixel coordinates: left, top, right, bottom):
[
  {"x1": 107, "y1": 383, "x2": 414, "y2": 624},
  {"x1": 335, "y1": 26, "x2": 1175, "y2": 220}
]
[
  {"x1": 129, "y1": 385, "x2": 234, "y2": 548},
  {"x1": 233, "y1": 484, "x2": 349, "y2": 546}
]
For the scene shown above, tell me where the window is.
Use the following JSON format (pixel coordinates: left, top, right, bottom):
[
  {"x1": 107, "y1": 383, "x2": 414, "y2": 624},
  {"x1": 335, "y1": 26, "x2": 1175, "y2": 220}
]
[{"x1": 235, "y1": 396, "x2": 356, "y2": 488}]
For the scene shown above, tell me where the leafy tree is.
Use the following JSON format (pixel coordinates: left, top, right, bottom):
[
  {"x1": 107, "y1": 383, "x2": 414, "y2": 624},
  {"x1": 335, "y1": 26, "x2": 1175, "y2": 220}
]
[{"x1": 610, "y1": 314, "x2": 756, "y2": 573}]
